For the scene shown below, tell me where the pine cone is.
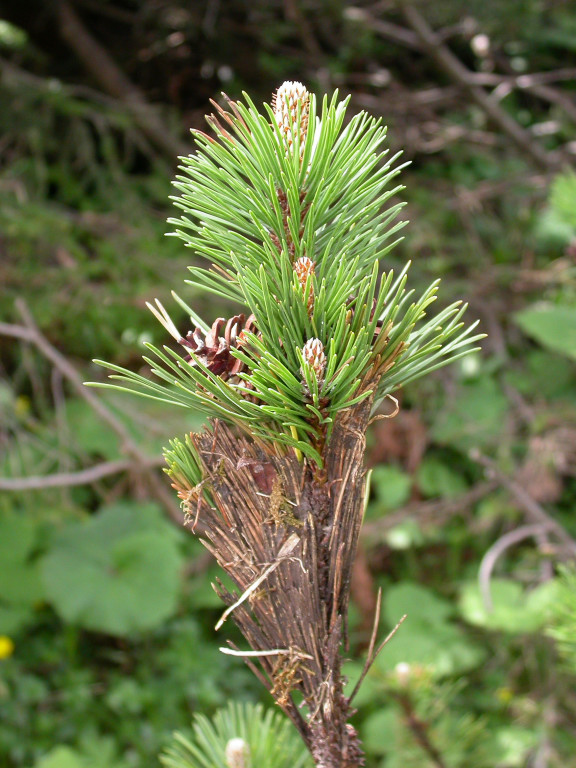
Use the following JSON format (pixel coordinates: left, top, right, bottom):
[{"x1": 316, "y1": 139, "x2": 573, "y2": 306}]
[{"x1": 179, "y1": 314, "x2": 256, "y2": 379}]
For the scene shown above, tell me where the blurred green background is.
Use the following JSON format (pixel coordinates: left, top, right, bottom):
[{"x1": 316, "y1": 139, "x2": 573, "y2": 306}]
[{"x1": 1, "y1": 1, "x2": 576, "y2": 766}]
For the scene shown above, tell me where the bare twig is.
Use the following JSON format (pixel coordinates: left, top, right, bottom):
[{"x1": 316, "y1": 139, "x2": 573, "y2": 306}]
[
  {"x1": 472, "y1": 451, "x2": 576, "y2": 557},
  {"x1": 0, "y1": 304, "x2": 184, "y2": 525},
  {"x1": 349, "y1": 603, "x2": 407, "y2": 704},
  {"x1": 282, "y1": 0, "x2": 331, "y2": 92},
  {"x1": 220, "y1": 647, "x2": 313, "y2": 659},
  {"x1": 478, "y1": 523, "x2": 552, "y2": 611},
  {"x1": 399, "y1": 2, "x2": 564, "y2": 171},
  {"x1": 0, "y1": 459, "x2": 140, "y2": 491},
  {"x1": 393, "y1": 690, "x2": 448, "y2": 768},
  {"x1": 344, "y1": 7, "x2": 422, "y2": 50}
]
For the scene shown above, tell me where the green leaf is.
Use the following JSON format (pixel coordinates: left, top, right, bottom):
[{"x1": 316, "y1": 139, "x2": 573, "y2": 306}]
[
  {"x1": 458, "y1": 579, "x2": 560, "y2": 634},
  {"x1": 549, "y1": 170, "x2": 576, "y2": 230},
  {"x1": 362, "y1": 708, "x2": 399, "y2": 756},
  {"x1": 41, "y1": 502, "x2": 183, "y2": 636},
  {"x1": 63, "y1": 398, "x2": 120, "y2": 458},
  {"x1": 376, "y1": 583, "x2": 486, "y2": 678},
  {"x1": 492, "y1": 726, "x2": 539, "y2": 767},
  {"x1": 385, "y1": 520, "x2": 425, "y2": 550},
  {"x1": 417, "y1": 458, "x2": 468, "y2": 499},
  {"x1": 33, "y1": 747, "x2": 86, "y2": 768},
  {"x1": 0, "y1": 511, "x2": 44, "y2": 634},
  {"x1": 368, "y1": 465, "x2": 411, "y2": 514},
  {"x1": 505, "y1": 350, "x2": 576, "y2": 401},
  {"x1": 514, "y1": 303, "x2": 576, "y2": 361},
  {"x1": 383, "y1": 582, "x2": 454, "y2": 627},
  {"x1": 374, "y1": 619, "x2": 485, "y2": 679},
  {"x1": 432, "y1": 376, "x2": 508, "y2": 451}
]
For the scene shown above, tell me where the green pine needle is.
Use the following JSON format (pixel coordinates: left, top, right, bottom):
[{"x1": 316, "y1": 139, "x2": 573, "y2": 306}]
[{"x1": 89, "y1": 84, "x2": 483, "y2": 466}]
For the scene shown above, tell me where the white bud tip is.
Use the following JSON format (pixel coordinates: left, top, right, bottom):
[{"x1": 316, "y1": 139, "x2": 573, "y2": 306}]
[
  {"x1": 273, "y1": 81, "x2": 310, "y2": 151},
  {"x1": 225, "y1": 737, "x2": 250, "y2": 768}
]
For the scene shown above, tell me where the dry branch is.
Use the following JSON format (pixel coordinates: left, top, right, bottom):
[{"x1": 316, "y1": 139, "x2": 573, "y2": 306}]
[{"x1": 0, "y1": 305, "x2": 183, "y2": 525}]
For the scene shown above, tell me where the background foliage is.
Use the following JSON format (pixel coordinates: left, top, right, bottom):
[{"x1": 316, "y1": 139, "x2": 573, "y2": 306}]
[{"x1": 1, "y1": 1, "x2": 575, "y2": 767}]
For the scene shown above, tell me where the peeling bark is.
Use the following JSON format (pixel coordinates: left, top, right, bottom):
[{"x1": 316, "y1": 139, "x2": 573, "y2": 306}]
[{"x1": 173, "y1": 394, "x2": 374, "y2": 766}]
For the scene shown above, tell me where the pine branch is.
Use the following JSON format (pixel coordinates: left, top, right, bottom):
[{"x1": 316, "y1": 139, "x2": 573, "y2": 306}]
[{"x1": 90, "y1": 81, "x2": 483, "y2": 767}]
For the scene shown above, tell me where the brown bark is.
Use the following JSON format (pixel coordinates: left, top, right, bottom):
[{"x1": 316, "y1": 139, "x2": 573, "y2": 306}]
[{"x1": 173, "y1": 395, "x2": 375, "y2": 766}]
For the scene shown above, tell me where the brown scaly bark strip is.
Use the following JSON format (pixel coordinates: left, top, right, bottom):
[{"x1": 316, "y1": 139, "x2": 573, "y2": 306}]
[{"x1": 174, "y1": 391, "x2": 375, "y2": 767}]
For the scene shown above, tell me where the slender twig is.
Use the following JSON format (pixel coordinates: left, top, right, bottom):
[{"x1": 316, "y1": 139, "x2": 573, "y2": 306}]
[
  {"x1": 0, "y1": 304, "x2": 184, "y2": 525},
  {"x1": 393, "y1": 690, "x2": 448, "y2": 768},
  {"x1": 478, "y1": 523, "x2": 552, "y2": 611},
  {"x1": 219, "y1": 647, "x2": 313, "y2": 659},
  {"x1": 472, "y1": 451, "x2": 576, "y2": 557},
  {"x1": 344, "y1": 7, "x2": 422, "y2": 50},
  {"x1": 349, "y1": 602, "x2": 407, "y2": 704},
  {"x1": 0, "y1": 459, "x2": 141, "y2": 491}
]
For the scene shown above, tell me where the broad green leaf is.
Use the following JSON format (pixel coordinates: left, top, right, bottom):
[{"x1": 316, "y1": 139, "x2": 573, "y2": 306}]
[
  {"x1": 384, "y1": 582, "x2": 454, "y2": 626},
  {"x1": 458, "y1": 579, "x2": 560, "y2": 634},
  {"x1": 374, "y1": 619, "x2": 485, "y2": 679},
  {"x1": 377, "y1": 584, "x2": 486, "y2": 678},
  {"x1": 34, "y1": 747, "x2": 86, "y2": 768},
  {"x1": 368, "y1": 465, "x2": 412, "y2": 514},
  {"x1": 514, "y1": 303, "x2": 576, "y2": 361},
  {"x1": 549, "y1": 170, "x2": 576, "y2": 229},
  {"x1": 492, "y1": 726, "x2": 539, "y2": 767},
  {"x1": 432, "y1": 376, "x2": 508, "y2": 451},
  {"x1": 362, "y1": 708, "x2": 399, "y2": 756},
  {"x1": 0, "y1": 512, "x2": 44, "y2": 634},
  {"x1": 417, "y1": 458, "x2": 468, "y2": 498},
  {"x1": 41, "y1": 502, "x2": 183, "y2": 636}
]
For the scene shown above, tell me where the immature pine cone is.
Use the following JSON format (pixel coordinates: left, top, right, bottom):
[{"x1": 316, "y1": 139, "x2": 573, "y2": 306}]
[{"x1": 179, "y1": 314, "x2": 256, "y2": 379}]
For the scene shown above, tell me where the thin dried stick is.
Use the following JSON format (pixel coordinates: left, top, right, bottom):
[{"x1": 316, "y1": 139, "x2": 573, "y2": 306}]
[
  {"x1": 0, "y1": 459, "x2": 147, "y2": 491},
  {"x1": 0, "y1": 304, "x2": 183, "y2": 524},
  {"x1": 54, "y1": 0, "x2": 191, "y2": 160},
  {"x1": 478, "y1": 523, "x2": 552, "y2": 611},
  {"x1": 472, "y1": 451, "x2": 576, "y2": 557},
  {"x1": 348, "y1": 587, "x2": 382, "y2": 703},
  {"x1": 394, "y1": 690, "x2": 448, "y2": 768},
  {"x1": 349, "y1": 609, "x2": 407, "y2": 704},
  {"x1": 219, "y1": 647, "x2": 313, "y2": 659}
]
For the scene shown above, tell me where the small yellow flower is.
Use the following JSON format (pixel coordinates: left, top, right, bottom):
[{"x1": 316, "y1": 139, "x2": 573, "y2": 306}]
[
  {"x1": 0, "y1": 636, "x2": 14, "y2": 660},
  {"x1": 496, "y1": 686, "x2": 513, "y2": 705}
]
